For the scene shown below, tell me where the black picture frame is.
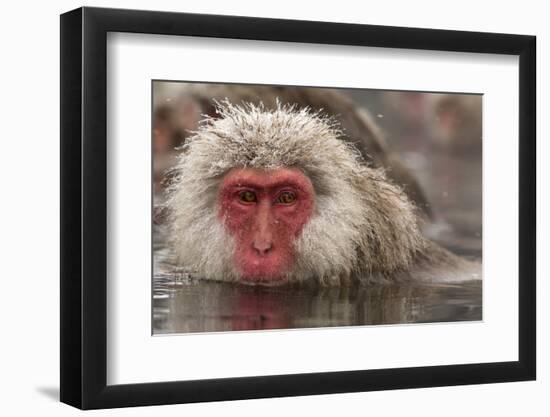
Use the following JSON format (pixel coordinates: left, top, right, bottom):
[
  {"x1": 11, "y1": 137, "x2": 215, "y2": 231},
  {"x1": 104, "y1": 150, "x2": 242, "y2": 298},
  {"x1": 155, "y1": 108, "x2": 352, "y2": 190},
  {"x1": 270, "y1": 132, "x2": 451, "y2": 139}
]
[{"x1": 60, "y1": 6, "x2": 536, "y2": 410}]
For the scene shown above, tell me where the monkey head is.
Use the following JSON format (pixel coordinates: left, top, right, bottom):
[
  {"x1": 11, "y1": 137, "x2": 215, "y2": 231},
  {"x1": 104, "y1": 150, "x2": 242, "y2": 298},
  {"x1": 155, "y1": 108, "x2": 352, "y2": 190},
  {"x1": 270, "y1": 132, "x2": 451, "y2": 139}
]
[{"x1": 166, "y1": 101, "x2": 427, "y2": 286}]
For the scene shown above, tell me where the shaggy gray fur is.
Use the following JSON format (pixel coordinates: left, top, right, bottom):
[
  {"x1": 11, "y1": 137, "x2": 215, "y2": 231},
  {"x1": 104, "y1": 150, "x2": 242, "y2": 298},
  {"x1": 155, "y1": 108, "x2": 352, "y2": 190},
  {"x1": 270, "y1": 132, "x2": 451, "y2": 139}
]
[{"x1": 166, "y1": 101, "x2": 478, "y2": 285}]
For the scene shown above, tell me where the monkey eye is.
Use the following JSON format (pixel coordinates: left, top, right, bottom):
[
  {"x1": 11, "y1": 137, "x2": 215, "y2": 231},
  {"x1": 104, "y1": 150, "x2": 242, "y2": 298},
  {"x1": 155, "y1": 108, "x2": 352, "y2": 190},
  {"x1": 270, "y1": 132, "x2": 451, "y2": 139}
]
[
  {"x1": 238, "y1": 190, "x2": 257, "y2": 204},
  {"x1": 276, "y1": 191, "x2": 297, "y2": 205}
]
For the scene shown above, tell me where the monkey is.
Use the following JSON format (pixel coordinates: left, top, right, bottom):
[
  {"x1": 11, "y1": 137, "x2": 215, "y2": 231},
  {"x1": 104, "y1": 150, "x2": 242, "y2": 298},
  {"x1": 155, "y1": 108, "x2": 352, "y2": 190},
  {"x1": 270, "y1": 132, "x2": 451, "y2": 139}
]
[
  {"x1": 433, "y1": 94, "x2": 483, "y2": 155},
  {"x1": 163, "y1": 83, "x2": 433, "y2": 218},
  {"x1": 165, "y1": 101, "x2": 481, "y2": 287}
]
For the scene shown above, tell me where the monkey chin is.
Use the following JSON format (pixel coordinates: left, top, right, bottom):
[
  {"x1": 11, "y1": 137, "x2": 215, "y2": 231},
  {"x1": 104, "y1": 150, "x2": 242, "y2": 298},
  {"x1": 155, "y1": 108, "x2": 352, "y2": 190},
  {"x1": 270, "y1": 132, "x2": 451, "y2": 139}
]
[{"x1": 236, "y1": 256, "x2": 291, "y2": 286}]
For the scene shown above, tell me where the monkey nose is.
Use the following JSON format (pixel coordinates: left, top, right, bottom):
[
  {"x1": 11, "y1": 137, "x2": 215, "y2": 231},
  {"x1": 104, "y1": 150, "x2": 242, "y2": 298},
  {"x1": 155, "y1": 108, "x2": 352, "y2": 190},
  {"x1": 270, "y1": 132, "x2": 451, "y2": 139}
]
[{"x1": 253, "y1": 240, "x2": 273, "y2": 255}]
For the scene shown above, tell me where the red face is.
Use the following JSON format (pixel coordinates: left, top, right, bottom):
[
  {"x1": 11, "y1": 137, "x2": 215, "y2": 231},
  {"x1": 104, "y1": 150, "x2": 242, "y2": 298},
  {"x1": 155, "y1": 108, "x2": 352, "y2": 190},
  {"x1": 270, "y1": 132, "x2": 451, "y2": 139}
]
[{"x1": 218, "y1": 168, "x2": 315, "y2": 284}]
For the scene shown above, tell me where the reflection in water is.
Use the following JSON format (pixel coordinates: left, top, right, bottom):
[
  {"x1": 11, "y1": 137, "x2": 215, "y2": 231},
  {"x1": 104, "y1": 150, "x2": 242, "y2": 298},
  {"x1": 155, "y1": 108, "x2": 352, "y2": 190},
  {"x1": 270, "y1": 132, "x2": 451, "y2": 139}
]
[
  {"x1": 153, "y1": 275, "x2": 481, "y2": 334},
  {"x1": 153, "y1": 227, "x2": 482, "y2": 335}
]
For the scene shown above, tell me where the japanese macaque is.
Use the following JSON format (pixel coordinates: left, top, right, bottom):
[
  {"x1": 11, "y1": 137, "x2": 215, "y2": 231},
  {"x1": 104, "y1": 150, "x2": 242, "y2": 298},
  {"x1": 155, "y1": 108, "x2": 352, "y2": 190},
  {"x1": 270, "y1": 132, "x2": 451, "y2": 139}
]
[
  {"x1": 433, "y1": 95, "x2": 483, "y2": 155},
  {"x1": 166, "y1": 101, "x2": 480, "y2": 286}
]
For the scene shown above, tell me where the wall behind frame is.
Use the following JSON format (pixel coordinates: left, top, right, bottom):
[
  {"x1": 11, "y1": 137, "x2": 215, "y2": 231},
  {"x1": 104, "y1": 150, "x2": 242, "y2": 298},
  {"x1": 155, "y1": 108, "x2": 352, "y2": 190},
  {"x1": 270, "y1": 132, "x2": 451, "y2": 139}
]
[{"x1": 0, "y1": 0, "x2": 545, "y2": 416}]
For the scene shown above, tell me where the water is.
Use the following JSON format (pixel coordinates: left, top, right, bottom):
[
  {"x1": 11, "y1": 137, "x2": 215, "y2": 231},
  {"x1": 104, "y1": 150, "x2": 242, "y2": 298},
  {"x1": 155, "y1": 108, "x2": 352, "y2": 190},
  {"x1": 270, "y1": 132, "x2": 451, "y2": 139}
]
[
  {"x1": 153, "y1": 276, "x2": 481, "y2": 334},
  {"x1": 152, "y1": 226, "x2": 482, "y2": 335}
]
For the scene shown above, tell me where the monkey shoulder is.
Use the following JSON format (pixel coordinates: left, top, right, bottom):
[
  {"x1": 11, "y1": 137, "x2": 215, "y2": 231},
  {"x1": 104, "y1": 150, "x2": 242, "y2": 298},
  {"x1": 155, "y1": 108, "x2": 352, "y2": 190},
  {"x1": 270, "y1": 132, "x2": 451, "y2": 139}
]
[{"x1": 399, "y1": 241, "x2": 481, "y2": 284}]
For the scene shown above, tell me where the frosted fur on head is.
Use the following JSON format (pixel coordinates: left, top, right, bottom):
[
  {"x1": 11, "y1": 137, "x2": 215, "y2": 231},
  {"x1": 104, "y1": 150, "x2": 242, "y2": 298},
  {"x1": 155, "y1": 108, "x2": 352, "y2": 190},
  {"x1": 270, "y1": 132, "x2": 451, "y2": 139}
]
[{"x1": 166, "y1": 100, "x2": 427, "y2": 285}]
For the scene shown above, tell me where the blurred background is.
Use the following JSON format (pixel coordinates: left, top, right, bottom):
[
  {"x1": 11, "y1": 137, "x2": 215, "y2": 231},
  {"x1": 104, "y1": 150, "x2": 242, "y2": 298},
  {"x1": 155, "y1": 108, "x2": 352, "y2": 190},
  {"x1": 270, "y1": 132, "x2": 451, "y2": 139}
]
[{"x1": 152, "y1": 82, "x2": 482, "y2": 258}]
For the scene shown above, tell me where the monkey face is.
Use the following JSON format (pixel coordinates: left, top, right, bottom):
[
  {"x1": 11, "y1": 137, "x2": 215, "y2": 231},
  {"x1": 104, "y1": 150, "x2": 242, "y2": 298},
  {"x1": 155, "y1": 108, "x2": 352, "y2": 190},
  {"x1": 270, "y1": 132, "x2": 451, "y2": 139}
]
[{"x1": 218, "y1": 168, "x2": 315, "y2": 284}]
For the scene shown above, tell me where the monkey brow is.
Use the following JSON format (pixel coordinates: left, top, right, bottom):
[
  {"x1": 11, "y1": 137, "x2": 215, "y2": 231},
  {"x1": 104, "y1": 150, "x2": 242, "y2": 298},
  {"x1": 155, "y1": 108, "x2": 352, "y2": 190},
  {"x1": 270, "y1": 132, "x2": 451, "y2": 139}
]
[
  {"x1": 226, "y1": 178, "x2": 303, "y2": 189},
  {"x1": 225, "y1": 178, "x2": 305, "y2": 191}
]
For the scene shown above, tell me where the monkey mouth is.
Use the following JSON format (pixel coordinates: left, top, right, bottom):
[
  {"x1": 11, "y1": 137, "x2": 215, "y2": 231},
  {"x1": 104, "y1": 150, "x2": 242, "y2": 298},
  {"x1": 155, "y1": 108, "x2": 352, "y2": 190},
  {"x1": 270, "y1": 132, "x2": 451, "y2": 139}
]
[{"x1": 236, "y1": 256, "x2": 290, "y2": 285}]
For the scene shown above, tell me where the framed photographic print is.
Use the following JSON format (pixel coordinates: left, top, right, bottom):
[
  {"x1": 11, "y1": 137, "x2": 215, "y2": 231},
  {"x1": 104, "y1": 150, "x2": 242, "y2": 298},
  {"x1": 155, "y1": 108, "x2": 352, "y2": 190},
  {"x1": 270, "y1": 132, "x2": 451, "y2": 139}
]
[{"x1": 60, "y1": 6, "x2": 536, "y2": 409}]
